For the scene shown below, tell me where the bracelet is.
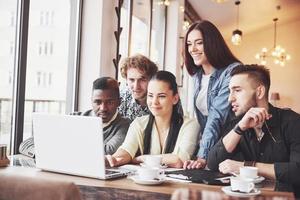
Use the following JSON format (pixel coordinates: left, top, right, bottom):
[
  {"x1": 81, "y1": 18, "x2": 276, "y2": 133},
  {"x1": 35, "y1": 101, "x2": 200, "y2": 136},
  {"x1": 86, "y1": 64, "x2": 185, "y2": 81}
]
[
  {"x1": 244, "y1": 161, "x2": 256, "y2": 167},
  {"x1": 233, "y1": 124, "x2": 245, "y2": 135}
]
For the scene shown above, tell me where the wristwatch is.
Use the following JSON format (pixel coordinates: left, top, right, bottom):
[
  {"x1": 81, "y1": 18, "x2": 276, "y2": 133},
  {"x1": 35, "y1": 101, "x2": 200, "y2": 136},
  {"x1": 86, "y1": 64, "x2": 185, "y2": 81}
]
[{"x1": 233, "y1": 124, "x2": 245, "y2": 135}]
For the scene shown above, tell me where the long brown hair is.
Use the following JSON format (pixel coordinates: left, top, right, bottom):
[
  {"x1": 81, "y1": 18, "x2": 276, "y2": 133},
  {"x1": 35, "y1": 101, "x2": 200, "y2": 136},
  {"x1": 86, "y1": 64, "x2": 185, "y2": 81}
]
[{"x1": 184, "y1": 20, "x2": 240, "y2": 75}]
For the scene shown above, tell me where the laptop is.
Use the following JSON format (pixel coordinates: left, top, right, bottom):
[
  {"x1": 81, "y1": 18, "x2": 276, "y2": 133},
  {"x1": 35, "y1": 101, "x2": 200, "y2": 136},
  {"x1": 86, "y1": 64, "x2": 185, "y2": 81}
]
[{"x1": 32, "y1": 113, "x2": 130, "y2": 179}]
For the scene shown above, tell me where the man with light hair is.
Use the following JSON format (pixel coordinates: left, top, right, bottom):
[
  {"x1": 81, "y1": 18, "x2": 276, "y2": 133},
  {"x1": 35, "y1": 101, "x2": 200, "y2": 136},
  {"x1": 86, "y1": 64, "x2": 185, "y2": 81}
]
[{"x1": 118, "y1": 54, "x2": 158, "y2": 121}]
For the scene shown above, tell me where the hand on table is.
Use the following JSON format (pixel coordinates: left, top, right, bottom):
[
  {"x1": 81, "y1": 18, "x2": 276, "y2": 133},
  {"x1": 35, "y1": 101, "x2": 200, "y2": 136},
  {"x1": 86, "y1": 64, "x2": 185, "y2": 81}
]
[
  {"x1": 105, "y1": 155, "x2": 118, "y2": 167},
  {"x1": 183, "y1": 158, "x2": 206, "y2": 169},
  {"x1": 218, "y1": 159, "x2": 243, "y2": 174}
]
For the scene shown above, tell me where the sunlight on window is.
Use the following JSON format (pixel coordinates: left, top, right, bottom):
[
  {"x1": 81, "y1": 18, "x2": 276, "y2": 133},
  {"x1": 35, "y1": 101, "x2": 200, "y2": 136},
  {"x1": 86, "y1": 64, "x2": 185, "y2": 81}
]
[{"x1": 0, "y1": 0, "x2": 18, "y2": 151}]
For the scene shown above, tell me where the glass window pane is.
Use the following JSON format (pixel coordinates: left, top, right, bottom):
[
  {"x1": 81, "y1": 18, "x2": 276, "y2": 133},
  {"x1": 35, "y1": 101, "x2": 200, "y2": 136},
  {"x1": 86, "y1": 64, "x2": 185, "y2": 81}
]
[
  {"x1": 150, "y1": 0, "x2": 166, "y2": 68},
  {"x1": 0, "y1": 0, "x2": 18, "y2": 153},
  {"x1": 130, "y1": 0, "x2": 151, "y2": 56},
  {"x1": 23, "y1": 0, "x2": 77, "y2": 140},
  {"x1": 120, "y1": 0, "x2": 130, "y2": 59},
  {"x1": 119, "y1": 0, "x2": 130, "y2": 85}
]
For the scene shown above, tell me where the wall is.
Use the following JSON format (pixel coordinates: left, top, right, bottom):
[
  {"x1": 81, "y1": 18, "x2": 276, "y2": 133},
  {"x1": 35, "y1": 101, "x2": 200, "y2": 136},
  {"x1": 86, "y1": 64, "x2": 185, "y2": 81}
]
[
  {"x1": 227, "y1": 19, "x2": 300, "y2": 113},
  {"x1": 78, "y1": 0, "x2": 116, "y2": 111}
]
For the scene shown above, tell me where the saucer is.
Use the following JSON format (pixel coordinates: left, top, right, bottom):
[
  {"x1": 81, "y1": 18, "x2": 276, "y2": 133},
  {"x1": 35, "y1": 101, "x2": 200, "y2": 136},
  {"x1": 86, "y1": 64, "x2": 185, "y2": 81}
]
[
  {"x1": 129, "y1": 175, "x2": 165, "y2": 185},
  {"x1": 240, "y1": 176, "x2": 265, "y2": 184},
  {"x1": 222, "y1": 186, "x2": 261, "y2": 197},
  {"x1": 140, "y1": 163, "x2": 167, "y2": 169}
]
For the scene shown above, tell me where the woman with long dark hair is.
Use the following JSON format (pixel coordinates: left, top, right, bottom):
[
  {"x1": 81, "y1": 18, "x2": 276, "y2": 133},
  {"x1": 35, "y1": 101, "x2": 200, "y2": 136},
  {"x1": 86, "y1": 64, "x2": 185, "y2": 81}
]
[
  {"x1": 183, "y1": 20, "x2": 241, "y2": 169},
  {"x1": 106, "y1": 71, "x2": 199, "y2": 168}
]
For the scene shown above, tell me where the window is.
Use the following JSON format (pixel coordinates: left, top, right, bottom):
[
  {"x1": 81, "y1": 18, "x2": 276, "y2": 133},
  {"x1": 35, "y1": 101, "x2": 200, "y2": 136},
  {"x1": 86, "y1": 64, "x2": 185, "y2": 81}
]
[
  {"x1": 130, "y1": 0, "x2": 151, "y2": 56},
  {"x1": 39, "y1": 10, "x2": 54, "y2": 26},
  {"x1": 119, "y1": 0, "x2": 130, "y2": 59},
  {"x1": 10, "y1": 11, "x2": 15, "y2": 27},
  {"x1": 23, "y1": 0, "x2": 79, "y2": 141},
  {"x1": 9, "y1": 41, "x2": 14, "y2": 55},
  {"x1": 36, "y1": 71, "x2": 53, "y2": 87},
  {"x1": 150, "y1": 0, "x2": 166, "y2": 68},
  {"x1": 0, "y1": 0, "x2": 18, "y2": 153}
]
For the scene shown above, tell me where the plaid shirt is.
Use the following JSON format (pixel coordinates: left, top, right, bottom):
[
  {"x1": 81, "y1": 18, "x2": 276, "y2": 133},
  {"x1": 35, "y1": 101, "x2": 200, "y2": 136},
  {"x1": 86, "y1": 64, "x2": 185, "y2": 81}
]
[{"x1": 118, "y1": 87, "x2": 149, "y2": 121}]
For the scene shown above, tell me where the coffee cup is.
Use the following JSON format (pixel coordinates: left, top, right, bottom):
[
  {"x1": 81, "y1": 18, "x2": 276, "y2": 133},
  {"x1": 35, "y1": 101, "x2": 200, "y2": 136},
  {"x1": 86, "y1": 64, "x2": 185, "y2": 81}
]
[
  {"x1": 230, "y1": 177, "x2": 255, "y2": 193},
  {"x1": 138, "y1": 167, "x2": 163, "y2": 180},
  {"x1": 0, "y1": 144, "x2": 10, "y2": 167},
  {"x1": 240, "y1": 166, "x2": 258, "y2": 179},
  {"x1": 144, "y1": 155, "x2": 162, "y2": 168}
]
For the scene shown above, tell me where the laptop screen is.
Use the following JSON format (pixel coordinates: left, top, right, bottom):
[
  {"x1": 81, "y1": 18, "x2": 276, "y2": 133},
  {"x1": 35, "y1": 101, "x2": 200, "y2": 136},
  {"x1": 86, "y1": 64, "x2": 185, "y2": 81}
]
[{"x1": 33, "y1": 113, "x2": 107, "y2": 179}]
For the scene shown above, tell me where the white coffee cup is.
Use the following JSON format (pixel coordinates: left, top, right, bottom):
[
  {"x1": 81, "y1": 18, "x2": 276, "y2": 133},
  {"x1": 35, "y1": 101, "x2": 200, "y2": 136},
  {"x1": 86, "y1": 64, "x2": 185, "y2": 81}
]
[
  {"x1": 230, "y1": 177, "x2": 255, "y2": 193},
  {"x1": 138, "y1": 167, "x2": 163, "y2": 180},
  {"x1": 240, "y1": 166, "x2": 258, "y2": 179},
  {"x1": 144, "y1": 155, "x2": 162, "y2": 168}
]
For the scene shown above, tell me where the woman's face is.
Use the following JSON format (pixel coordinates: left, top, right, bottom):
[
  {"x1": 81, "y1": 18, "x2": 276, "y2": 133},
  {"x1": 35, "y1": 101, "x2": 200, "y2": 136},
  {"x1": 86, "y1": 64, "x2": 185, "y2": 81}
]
[
  {"x1": 187, "y1": 30, "x2": 209, "y2": 66},
  {"x1": 147, "y1": 80, "x2": 179, "y2": 118}
]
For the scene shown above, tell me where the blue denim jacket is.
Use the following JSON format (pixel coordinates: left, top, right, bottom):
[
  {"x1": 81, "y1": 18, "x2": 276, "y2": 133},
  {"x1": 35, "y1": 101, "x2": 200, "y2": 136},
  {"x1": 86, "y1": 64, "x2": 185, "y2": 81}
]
[{"x1": 194, "y1": 62, "x2": 240, "y2": 159}]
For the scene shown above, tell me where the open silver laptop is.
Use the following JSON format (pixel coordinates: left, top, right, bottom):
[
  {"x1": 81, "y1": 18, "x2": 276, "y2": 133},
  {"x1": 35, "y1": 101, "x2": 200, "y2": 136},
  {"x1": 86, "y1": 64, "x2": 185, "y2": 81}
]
[{"x1": 32, "y1": 113, "x2": 130, "y2": 179}]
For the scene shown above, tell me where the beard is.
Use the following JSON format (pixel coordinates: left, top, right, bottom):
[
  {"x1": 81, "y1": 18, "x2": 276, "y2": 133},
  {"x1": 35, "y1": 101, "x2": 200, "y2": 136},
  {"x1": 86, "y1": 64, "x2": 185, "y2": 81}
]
[{"x1": 235, "y1": 93, "x2": 258, "y2": 117}]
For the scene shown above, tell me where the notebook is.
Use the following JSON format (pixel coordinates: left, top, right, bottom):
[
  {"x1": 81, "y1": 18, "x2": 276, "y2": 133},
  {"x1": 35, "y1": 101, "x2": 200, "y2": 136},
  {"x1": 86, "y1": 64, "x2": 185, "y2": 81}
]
[
  {"x1": 32, "y1": 113, "x2": 130, "y2": 179},
  {"x1": 165, "y1": 169, "x2": 229, "y2": 185}
]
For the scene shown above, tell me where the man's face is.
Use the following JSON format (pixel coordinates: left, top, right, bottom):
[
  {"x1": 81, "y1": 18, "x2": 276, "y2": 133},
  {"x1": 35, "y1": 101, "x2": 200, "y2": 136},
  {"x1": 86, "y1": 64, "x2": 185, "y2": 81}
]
[
  {"x1": 228, "y1": 74, "x2": 258, "y2": 117},
  {"x1": 126, "y1": 68, "x2": 149, "y2": 103},
  {"x1": 91, "y1": 89, "x2": 120, "y2": 123}
]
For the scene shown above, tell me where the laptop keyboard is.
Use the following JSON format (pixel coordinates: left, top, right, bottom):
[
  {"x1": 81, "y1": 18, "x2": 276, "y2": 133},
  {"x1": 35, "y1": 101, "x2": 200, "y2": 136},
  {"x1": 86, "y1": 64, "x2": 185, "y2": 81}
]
[{"x1": 105, "y1": 169, "x2": 119, "y2": 175}]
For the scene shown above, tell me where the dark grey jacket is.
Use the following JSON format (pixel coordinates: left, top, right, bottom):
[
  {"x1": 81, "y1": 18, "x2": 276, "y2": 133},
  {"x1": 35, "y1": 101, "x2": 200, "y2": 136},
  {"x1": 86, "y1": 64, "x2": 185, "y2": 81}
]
[
  {"x1": 80, "y1": 110, "x2": 130, "y2": 155},
  {"x1": 207, "y1": 104, "x2": 300, "y2": 197}
]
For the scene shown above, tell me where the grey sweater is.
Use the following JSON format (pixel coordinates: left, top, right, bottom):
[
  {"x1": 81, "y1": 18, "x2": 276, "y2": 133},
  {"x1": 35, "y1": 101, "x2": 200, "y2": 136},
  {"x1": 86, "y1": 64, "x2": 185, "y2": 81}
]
[{"x1": 82, "y1": 110, "x2": 130, "y2": 155}]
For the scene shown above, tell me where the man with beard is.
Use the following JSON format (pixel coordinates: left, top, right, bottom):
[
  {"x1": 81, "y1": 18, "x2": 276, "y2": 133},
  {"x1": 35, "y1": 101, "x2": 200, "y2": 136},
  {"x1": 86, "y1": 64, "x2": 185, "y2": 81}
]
[
  {"x1": 118, "y1": 54, "x2": 158, "y2": 121},
  {"x1": 80, "y1": 77, "x2": 130, "y2": 155},
  {"x1": 20, "y1": 77, "x2": 130, "y2": 156},
  {"x1": 207, "y1": 64, "x2": 300, "y2": 197}
]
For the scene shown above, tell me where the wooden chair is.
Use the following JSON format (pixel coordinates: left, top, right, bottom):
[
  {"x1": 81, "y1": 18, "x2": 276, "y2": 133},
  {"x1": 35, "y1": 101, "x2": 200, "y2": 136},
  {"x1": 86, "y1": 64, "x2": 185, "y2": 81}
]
[{"x1": 0, "y1": 174, "x2": 82, "y2": 200}]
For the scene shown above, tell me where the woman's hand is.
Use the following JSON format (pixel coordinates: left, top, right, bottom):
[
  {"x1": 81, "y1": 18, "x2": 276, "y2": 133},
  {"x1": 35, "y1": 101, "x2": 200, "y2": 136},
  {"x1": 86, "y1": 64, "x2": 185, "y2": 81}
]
[
  {"x1": 132, "y1": 155, "x2": 146, "y2": 164},
  {"x1": 105, "y1": 155, "x2": 118, "y2": 167},
  {"x1": 183, "y1": 158, "x2": 206, "y2": 169}
]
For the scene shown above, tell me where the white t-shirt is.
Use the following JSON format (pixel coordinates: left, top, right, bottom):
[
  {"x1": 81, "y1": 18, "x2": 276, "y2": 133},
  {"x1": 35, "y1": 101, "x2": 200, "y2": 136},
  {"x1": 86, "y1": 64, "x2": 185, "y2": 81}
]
[{"x1": 196, "y1": 74, "x2": 211, "y2": 116}]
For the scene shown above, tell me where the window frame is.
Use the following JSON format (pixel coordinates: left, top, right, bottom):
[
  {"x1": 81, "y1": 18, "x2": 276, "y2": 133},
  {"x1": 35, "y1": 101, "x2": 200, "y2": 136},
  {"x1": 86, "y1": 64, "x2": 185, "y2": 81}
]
[{"x1": 10, "y1": 0, "x2": 83, "y2": 154}]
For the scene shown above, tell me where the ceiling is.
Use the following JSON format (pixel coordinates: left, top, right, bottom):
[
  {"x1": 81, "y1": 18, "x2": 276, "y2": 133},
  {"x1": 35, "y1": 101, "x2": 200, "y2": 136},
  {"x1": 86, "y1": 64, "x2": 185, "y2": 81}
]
[{"x1": 187, "y1": 0, "x2": 300, "y2": 39}]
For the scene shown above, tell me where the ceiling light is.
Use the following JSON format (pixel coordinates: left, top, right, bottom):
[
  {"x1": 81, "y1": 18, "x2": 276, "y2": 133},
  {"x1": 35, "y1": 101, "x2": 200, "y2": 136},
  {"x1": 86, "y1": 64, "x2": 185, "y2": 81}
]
[
  {"x1": 158, "y1": 0, "x2": 170, "y2": 6},
  {"x1": 255, "y1": 6, "x2": 291, "y2": 66},
  {"x1": 231, "y1": 0, "x2": 242, "y2": 45},
  {"x1": 211, "y1": 0, "x2": 228, "y2": 3},
  {"x1": 183, "y1": 21, "x2": 190, "y2": 31}
]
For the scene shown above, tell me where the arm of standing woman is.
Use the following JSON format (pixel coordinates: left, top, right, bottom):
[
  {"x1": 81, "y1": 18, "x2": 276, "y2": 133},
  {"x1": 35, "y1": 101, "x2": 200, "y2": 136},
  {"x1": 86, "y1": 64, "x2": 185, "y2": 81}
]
[{"x1": 185, "y1": 63, "x2": 239, "y2": 169}]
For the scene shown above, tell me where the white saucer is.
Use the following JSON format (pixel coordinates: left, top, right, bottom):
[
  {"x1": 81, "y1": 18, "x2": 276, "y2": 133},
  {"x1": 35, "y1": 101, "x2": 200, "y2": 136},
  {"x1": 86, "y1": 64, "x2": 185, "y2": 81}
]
[
  {"x1": 249, "y1": 176, "x2": 265, "y2": 184},
  {"x1": 239, "y1": 176, "x2": 265, "y2": 184},
  {"x1": 140, "y1": 163, "x2": 167, "y2": 169},
  {"x1": 222, "y1": 186, "x2": 261, "y2": 197},
  {"x1": 129, "y1": 175, "x2": 165, "y2": 185}
]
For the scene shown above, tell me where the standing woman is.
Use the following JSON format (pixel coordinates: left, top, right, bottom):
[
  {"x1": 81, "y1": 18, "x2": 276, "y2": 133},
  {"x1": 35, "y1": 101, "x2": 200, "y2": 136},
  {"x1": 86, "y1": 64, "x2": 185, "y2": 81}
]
[
  {"x1": 183, "y1": 20, "x2": 241, "y2": 169},
  {"x1": 106, "y1": 71, "x2": 200, "y2": 168}
]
